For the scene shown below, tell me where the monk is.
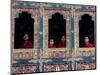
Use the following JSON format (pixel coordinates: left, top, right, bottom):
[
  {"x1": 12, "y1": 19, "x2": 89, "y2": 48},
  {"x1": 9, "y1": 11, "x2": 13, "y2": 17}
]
[
  {"x1": 58, "y1": 35, "x2": 66, "y2": 48},
  {"x1": 22, "y1": 33, "x2": 33, "y2": 48},
  {"x1": 84, "y1": 36, "x2": 93, "y2": 48},
  {"x1": 48, "y1": 39, "x2": 56, "y2": 48}
]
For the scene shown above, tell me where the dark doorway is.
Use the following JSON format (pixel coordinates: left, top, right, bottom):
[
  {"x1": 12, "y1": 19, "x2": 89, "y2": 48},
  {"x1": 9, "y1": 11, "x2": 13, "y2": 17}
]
[
  {"x1": 48, "y1": 13, "x2": 66, "y2": 48},
  {"x1": 79, "y1": 14, "x2": 94, "y2": 47},
  {"x1": 14, "y1": 11, "x2": 34, "y2": 49}
]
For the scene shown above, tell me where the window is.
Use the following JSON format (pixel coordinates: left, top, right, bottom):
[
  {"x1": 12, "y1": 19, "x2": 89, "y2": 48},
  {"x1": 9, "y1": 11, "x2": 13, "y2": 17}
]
[
  {"x1": 79, "y1": 14, "x2": 94, "y2": 48},
  {"x1": 14, "y1": 11, "x2": 34, "y2": 49},
  {"x1": 48, "y1": 13, "x2": 66, "y2": 48}
]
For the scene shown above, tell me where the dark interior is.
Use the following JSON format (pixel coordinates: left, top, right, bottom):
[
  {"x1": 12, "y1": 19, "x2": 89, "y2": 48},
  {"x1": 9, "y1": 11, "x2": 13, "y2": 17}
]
[
  {"x1": 79, "y1": 14, "x2": 94, "y2": 47},
  {"x1": 14, "y1": 11, "x2": 34, "y2": 49},
  {"x1": 48, "y1": 13, "x2": 66, "y2": 47}
]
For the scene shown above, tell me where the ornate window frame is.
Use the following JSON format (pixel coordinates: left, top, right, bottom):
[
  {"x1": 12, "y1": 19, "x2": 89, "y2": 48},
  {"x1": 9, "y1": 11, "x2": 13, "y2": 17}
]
[
  {"x1": 11, "y1": 6, "x2": 39, "y2": 59},
  {"x1": 42, "y1": 7, "x2": 71, "y2": 58},
  {"x1": 74, "y1": 7, "x2": 96, "y2": 57}
]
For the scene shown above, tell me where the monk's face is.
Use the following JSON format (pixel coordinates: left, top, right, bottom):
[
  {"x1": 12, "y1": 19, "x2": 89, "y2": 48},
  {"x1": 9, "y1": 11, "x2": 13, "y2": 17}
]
[
  {"x1": 49, "y1": 39, "x2": 54, "y2": 45},
  {"x1": 61, "y1": 36, "x2": 66, "y2": 42},
  {"x1": 24, "y1": 34, "x2": 29, "y2": 41},
  {"x1": 84, "y1": 37, "x2": 89, "y2": 44}
]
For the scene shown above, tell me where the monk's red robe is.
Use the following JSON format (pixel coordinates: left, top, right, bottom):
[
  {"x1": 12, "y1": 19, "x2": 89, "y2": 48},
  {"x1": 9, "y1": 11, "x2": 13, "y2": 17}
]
[
  {"x1": 22, "y1": 40, "x2": 33, "y2": 48},
  {"x1": 58, "y1": 42, "x2": 66, "y2": 48},
  {"x1": 85, "y1": 43, "x2": 93, "y2": 48}
]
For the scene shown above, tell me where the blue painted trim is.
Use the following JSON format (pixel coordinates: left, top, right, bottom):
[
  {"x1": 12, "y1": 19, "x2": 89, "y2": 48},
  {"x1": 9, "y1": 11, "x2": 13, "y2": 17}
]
[
  {"x1": 38, "y1": 16, "x2": 43, "y2": 49},
  {"x1": 70, "y1": 16, "x2": 74, "y2": 49}
]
